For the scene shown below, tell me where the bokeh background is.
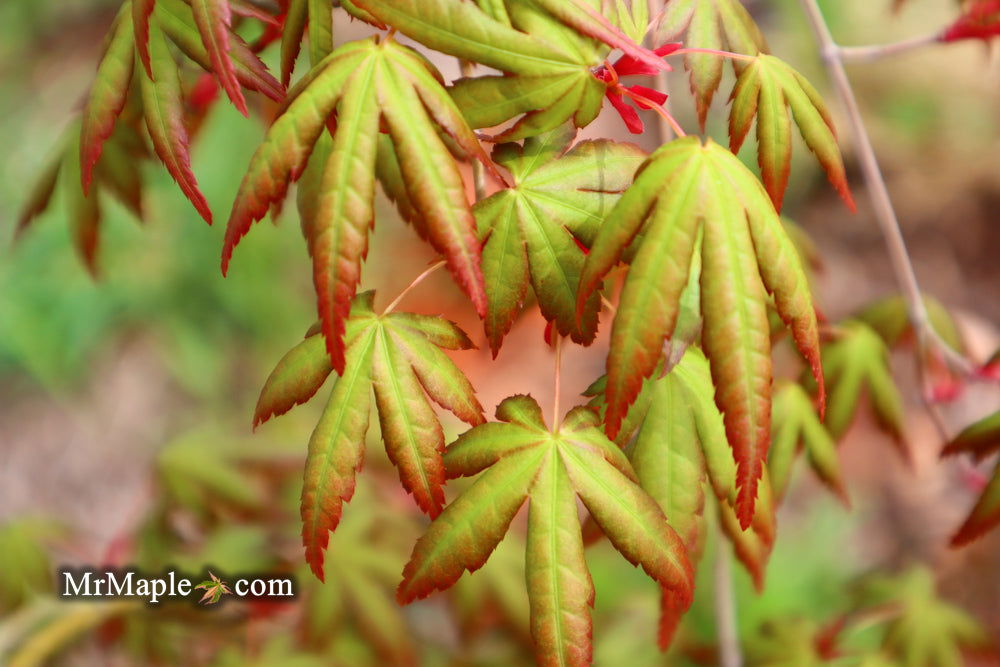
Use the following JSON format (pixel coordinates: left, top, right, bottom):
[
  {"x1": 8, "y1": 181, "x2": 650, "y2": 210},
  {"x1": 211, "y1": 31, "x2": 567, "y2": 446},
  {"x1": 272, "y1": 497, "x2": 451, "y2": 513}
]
[{"x1": 1, "y1": 0, "x2": 998, "y2": 664}]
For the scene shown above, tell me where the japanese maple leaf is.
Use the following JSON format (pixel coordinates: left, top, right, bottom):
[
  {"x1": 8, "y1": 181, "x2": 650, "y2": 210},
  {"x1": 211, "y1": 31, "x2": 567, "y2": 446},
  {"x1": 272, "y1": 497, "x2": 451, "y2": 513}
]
[
  {"x1": 475, "y1": 124, "x2": 646, "y2": 354},
  {"x1": 195, "y1": 572, "x2": 232, "y2": 604},
  {"x1": 769, "y1": 381, "x2": 849, "y2": 505},
  {"x1": 656, "y1": 0, "x2": 768, "y2": 126},
  {"x1": 252, "y1": 292, "x2": 484, "y2": 580},
  {"x1": 224, "y1": 36, "x2": 491, "y2": 374},
  {"x1": 80, "y1": 0, "x2": 282, "y2": 223},
  {"x1": 942, "y1": 410, "x2": 1000, "y2": 545},
  {"x1": 397, "y1": 394, "x2": 693, "y2": 665},
  {"x1": 585, "y1": 347, "x2": 776, "y2": 648},
  {"x1": 577, "y1": 137, "x2": 825, "y2": 527}
]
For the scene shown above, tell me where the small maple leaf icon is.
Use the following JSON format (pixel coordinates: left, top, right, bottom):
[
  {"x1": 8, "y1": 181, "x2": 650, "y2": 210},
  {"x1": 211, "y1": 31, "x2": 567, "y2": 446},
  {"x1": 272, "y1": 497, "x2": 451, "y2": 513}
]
[{"x1": 194, "y1": 572, "x2": 232, "y2": 605}]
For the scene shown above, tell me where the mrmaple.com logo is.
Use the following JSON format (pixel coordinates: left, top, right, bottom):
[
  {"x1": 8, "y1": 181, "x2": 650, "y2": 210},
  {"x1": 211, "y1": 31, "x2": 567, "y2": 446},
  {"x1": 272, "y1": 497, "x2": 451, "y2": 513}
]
[{"x1": 59, "y1": 568, "x2": 295, "y2": 605}]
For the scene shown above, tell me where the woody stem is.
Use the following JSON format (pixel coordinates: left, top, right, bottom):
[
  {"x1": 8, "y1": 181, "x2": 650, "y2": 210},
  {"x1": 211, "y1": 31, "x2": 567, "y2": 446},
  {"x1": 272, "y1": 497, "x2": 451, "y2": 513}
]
[{"x1": 797, "y1": 0, "x2": 972, "y2": 377}]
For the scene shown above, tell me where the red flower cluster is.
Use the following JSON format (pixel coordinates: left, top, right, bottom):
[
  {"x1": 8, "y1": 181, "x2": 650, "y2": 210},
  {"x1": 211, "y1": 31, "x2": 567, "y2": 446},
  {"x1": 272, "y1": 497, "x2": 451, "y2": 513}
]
[
  {"x1": 941, "y1": 0, "x2": 1000, "y2": 42},
  {"x1": 594, "y1": 44, "x2": 680, "y2": 134}
]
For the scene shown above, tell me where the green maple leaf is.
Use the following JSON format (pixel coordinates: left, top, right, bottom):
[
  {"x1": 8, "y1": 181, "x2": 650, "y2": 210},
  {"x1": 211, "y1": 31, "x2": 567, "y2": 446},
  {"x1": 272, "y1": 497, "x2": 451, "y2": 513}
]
[
  {"x1": 475, "y1": 124, "x2": 645, "y2": 354},
  {"x1": 730, "y1": 54, "x2": 855, "y2": 212},
  {"x1": 769, "y1": 381, "x2": 849, "y2": 505},
  {"x1": 194, "y1": 571, "x2": 232, "y2": 604},
  {"x1": 253, "y1": 292, "x2": 484, "y2": 580},
  {"x1": 942, "y1": 410, "x2": 1000, "y2": 546},
  {"x1": 397, "y1": 395, "x2": 694, "y2": 665},
  {"x1": 577, "y1": 136, "x2": 825, "y2": 528},
  {"x1": 302, "y1": 481, "x2": 417, "y2": 664},
  {"x1": 223, "y1": 35, "x2": 491, "y2": 374},
  {"x1": 350, "y1": 0, "x2": 623, "y2": 141},
  {"x1": 816, "y1": 320, "x2": 905, "y2": 448},
  {"x1": 745, "y1": 617, "x2": 845, "y2": 666},
  {"x1": 610, "y1": 0, "x2": 650, "y2": 44},
  {"x1": 79, "y1": 0, "x2": 282, "y2": 223},
  {"x1": 854, "y1": 294, "x2": 965, "y2": 354},
  {"x1": 859, "y1": 567, "x2": 990, "y2": 667},
  {"x1": 450, "y1": 534, "x2": 531, "y2": 643},
  {"x1": 586, "y1": 347, "x2": 775, "y2": 646},
  {"x1": 17, "y1": 114, "x2": 149, "y2": 274},
  {"x1": 655, "y1": 0, "x2": 768, "y2": 126},
  {"x1": 280, "y1": 0, "x2": 335, "y2": 86}
]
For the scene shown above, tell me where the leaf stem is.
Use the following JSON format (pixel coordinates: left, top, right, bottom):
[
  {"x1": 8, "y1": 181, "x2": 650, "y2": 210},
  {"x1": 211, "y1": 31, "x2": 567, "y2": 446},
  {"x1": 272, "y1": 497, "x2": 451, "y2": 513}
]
[
  {"x1": 796, "y1": 0, "x2": 973, "y2": 377},
  {"x1": 552, "y1": 334, "x2": 563, "y2": 430},
  {"x1": 383, "y1": 260, "x2": 447, "y2": 314},
  {"x1": 600, "y1": 294, "x2": 617, "y2": 315},
  {"x1": 672, "y1": 47, "x2": 756, "y2": 63},
  {"x1": 459, "y1": 59, "x2": 489, "y2": 201},
  {"x1": 622, "y1": 88, "x2": 687, "y2": 137}
]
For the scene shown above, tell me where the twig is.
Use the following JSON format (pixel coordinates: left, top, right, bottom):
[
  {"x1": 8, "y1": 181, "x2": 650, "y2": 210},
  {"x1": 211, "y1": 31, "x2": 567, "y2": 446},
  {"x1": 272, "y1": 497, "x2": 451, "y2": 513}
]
[
  {"x1": 713, "y1": 527, "x2": 742, "y2": 667},
  {"x1": 796, "y1": 0, "x2": 973, "y2": 378},
  {"x1": 837, "y1": 33, "x2": 940, "y2": 63},
  {"x1": 383, "y1": 260, "x2": 447, "y2": 314}
]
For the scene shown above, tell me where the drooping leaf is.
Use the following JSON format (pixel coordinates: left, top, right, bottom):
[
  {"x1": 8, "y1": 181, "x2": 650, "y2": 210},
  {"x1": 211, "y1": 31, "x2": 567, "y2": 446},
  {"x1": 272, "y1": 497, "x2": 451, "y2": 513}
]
[
  {"x1": 815, "y1": 320, "x2": 905, "y2": 448},
  {"x1": 941, "y1": 410, "x2": 1000, "y2": 460},
  {"x1": 254, "y1": 292, "x2": 483, "y2": 579},
  {"x1": 302, "y1": 480, "x2": 418, "y2": 664},
  {"x1": 729, "y1": 54, "x2": 855, "y2": 212},
  {"x1": 858, "y1": 567, "x2": 990, "y2": 666},
  {"x1": 281, "y1": 0, "x2": 335, "y2": 86},
  {"x1": 629, "y1": 351, "x2": 710, "y2": 649},
  {"x1": 140, "y1": 18, "x2": 214, "y2": 223},
  {"x1": 578, "y1": 137, "x2": 824, "y2": 527},
  {"x1": 476, "y1": 125, "x2": 645, "y2": 353},
  {"x1": 20, "y1": 114, "x2": 151, "y2": 271},
  {"x1": 190, "y1": 0, "x2": 247, "y2": 115},
  {"x1": 134, "y1": 0, "x2": 157, "y2": 77},
  {"x1": 81, "y1": 5, "x2": 135, "y2": 192},
  {"x1": 398, "y1": 396, "x2": 694, "y2": 665},
  {"x1": 943, "y1": 410, "x2": 1000, "y2": 546},
  {"x1": 77, "y1": 0, "x2": 283, "y2": 222},
  {"x1": 952, "y1": 457, "x2": 1000, "y2": 547},
  {"x1": 224, "y1": 37, "x2": 489, "y2": 373},
  {"x1": 655, "y1": 0, "x2": 768, "y2": 127},
  {"x1": 769, "y1": 382, "x2": 848, "y2": 504},
  {"x1": 854, "y1": 293, "x2": 965, "y2": 354}
]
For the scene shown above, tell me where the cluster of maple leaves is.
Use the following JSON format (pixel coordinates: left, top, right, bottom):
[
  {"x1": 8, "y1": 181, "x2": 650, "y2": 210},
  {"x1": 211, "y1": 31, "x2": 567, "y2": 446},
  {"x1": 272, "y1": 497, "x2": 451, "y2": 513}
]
[{"x1": 15, "y1": 0, "x2": 1000, "y2": 663}]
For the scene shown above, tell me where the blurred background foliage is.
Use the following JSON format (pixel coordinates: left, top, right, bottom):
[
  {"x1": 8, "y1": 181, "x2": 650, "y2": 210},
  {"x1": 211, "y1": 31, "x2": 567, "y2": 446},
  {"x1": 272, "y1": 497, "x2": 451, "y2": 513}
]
[{"x1": 0, "y1": 0, "x2": 998, "y2": 665}]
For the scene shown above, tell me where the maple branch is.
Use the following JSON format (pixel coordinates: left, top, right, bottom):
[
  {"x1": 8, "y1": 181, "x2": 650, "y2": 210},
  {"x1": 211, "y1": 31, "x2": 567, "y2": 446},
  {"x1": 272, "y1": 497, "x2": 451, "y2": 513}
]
[
  {"x1": 837, "y1": 32, "x2": 940, "y2": 62},
  {"x1": 552, "y1": 334, "x2": 563, "y2": 429},
  {"x1": 796, "y1": 0, "x2": 973, "y2": 378},
  {"x1": 383, "y1": 260, "x2": 447, "y2": 314},
  {"x1": 713, "y1": 529, "x2": 742, "y2": 667}
]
